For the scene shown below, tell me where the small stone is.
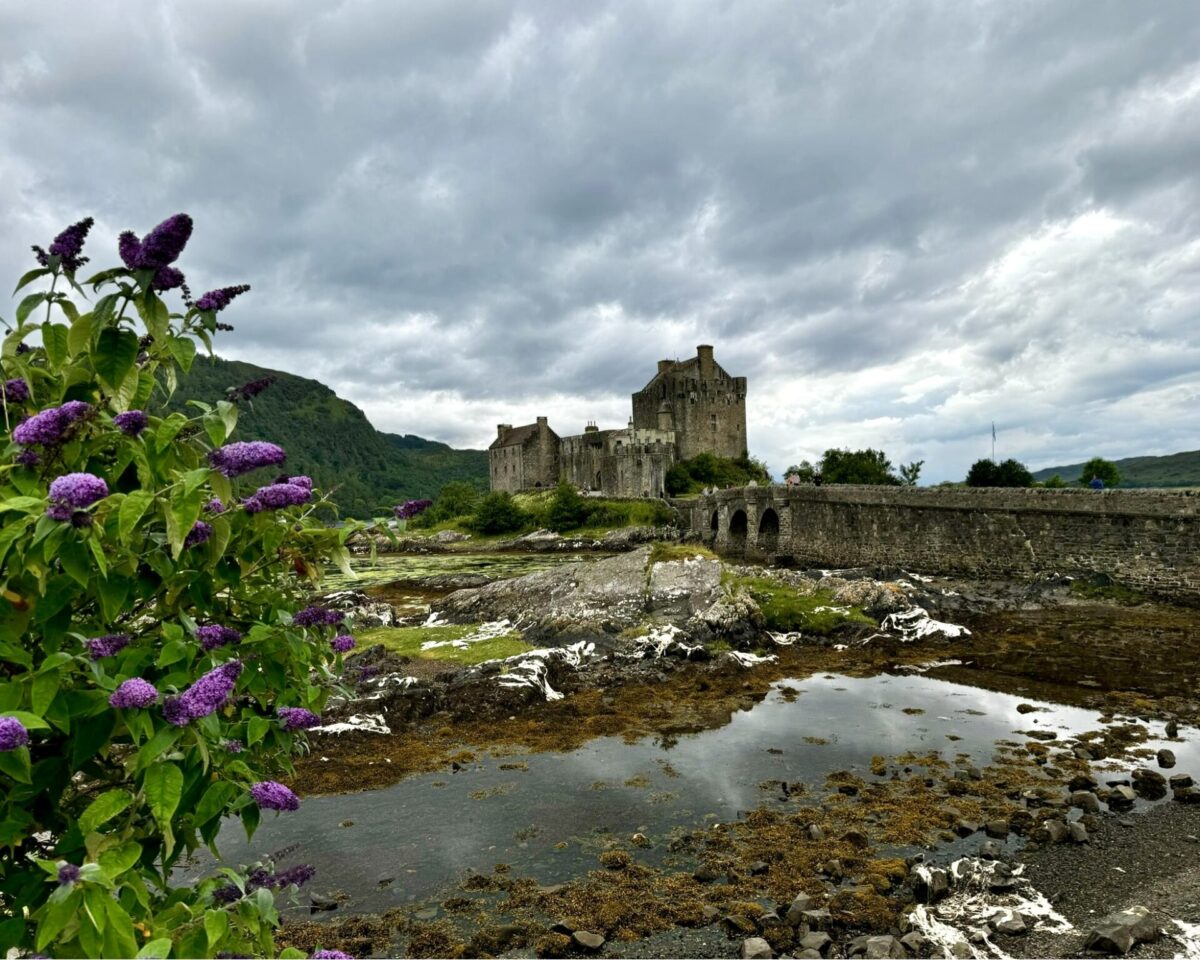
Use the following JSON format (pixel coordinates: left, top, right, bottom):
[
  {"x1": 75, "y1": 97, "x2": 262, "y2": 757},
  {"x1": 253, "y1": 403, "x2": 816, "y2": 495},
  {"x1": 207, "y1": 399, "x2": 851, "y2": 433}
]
[
  {"x1": 413, "y1": 907, "x2": 439, "y2": 921},
  {"x1": 1174, "y1": 786, "x2": 1200, "y2": 804},
  {"x1": 900, "y1": 931, "x2": 926, "y2": 952},
  {"x1": 1068, "y1": 773, "x2": 1099, "y2": 792},
  {"x1": 914, "y1": 867, "x2": 950, "y2": 903},
  {"x1": 748, "y1": 860, "x2": 769, "y2": 876},
  {"x1": 786, "y1": 893, "x2": 815, "y2": 925},
  {"x1": 954, "y1": 819, "x2": 980, "y2": 837},
  {"x1": 799, "y1": 931, "x2": 831, "y2": 954},
  {"x1": 985, "y1": 820, "x2": 1009, "y2": 838},
  {"x1": 800, "y1": 908, "x2": 832, "y2": 931},
  {"x1": 1083, "y1": 906, "x2": 1158, "y2": 954},
  {"x1": 309, "y1": 892, "x2": 338, "y2": 912},
  {"x1": 796, "y1": 952, "x2": 822, "y2": 960},
  {"x1": 864, "y1": 934, "x2": 905, "y2": 958},
  {"x1": 1118, "y1": 818, "x2": 1136, "y2": 827},
  {"x1": 1170, "y1": 774, "x2": 1194, "y2": 790},
  {"x1": 980, "y1": 839, "x2": 1004, "y2": 860},
  {"x1": 740, "y1": 936, "x2": 774, "y2": 959},
  {"x1": 1070, "y1": 790, "x2": 1102, "y2": 813},
  {"x1": 1166, "y1": 719, "x2": 1179, "y2": 738},
  {"x1": 807, "y1": 824, "x2": 825, "y2": 842},
  {"x1": 693, "y1": 864, "x2": 721, "y2": 883},
  {"x1": 573, "y1": 930, "x2": 606, "y2": 952},
  {"x1": 701, "y1": 906, "x2": 720, "y2": 923},
  {"x1": 1108, "y1": 785, "x2": 1137, "y2": 808},
  {"x1": 1158, "y1": 749, "x2": 1177, "y2": 769},
  {"x1": 993, "y1": 910, "x2": 1027, "y2": 936},
  {"x1": 1043, "y1": 820, "x2": 1069, "y2": 844},
  {"x1": 1069, "y1": 821, "x2": 1090, "y2": 843},
  {"x1": 1016, "y1": 703, "x2": 1038, "y2": 714},
  {"x1": 1074, "y1": 745, "x2": 1095, "y2": 760},
  {"x1": 339, "y1": 819, "x2": 354, "y2": 827}
]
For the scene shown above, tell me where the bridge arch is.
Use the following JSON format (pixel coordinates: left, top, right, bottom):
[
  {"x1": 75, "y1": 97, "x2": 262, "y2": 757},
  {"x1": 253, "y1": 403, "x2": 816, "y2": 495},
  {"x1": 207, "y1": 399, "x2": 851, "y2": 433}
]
[
  {"x1": 729, "y1": 508, "x2": 748, "y2": 549},
  {"x1": 709, "y1": 509, "x2": 719, "y2": 533},
  {"x1": 757, "y1": 507, "x2": 779, "y2": 553}
]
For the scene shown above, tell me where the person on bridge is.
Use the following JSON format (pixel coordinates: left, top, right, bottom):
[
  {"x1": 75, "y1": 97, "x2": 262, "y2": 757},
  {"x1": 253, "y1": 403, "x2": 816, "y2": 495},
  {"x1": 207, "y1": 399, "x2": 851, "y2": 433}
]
[{"x1": 1089, "y1": 476, "x2": 1105, "y2": 489}]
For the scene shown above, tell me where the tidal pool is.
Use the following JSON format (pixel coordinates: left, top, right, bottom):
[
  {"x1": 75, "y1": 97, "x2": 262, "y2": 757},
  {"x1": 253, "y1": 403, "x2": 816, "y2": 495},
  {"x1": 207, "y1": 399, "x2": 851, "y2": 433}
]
[{"x1": 183, "y1": 671, "x2": 1196, "y2": 915}]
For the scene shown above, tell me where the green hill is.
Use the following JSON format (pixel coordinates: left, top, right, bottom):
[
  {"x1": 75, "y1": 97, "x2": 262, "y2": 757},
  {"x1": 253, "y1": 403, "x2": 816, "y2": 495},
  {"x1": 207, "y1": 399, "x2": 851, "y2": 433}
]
[
  {"x1": 167, "y1": 356, "x2": 487, "y2": 517},
  {"x1": 1032, "y1": 450, "x2": 1200, "y2": 488}
]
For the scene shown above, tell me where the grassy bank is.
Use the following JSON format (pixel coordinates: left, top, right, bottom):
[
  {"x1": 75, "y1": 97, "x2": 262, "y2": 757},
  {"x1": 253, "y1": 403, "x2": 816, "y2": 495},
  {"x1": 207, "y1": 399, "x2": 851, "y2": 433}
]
[{"x1": 357, "y1": 624, "x2": 531, "y2": 664}]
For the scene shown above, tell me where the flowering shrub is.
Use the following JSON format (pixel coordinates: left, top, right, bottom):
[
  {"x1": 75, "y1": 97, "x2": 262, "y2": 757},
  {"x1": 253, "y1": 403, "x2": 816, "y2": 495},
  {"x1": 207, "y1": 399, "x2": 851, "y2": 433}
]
[{"x1": 0, "y1": 216, "x2": 360, "y2": 957}]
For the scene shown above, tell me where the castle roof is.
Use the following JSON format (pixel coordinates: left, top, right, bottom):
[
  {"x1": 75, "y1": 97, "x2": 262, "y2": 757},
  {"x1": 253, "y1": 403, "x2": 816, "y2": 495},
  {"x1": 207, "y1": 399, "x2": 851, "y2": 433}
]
[{"x1": 488, "y1": 422, "x2": 556, "y2": 450}]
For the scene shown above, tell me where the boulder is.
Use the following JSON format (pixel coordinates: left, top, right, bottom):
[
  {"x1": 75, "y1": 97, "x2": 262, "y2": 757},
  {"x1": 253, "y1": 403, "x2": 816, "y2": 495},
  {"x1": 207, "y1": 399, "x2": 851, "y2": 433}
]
[
  {"x1": 1069, "y1": 821, "x2": 1090, "y2": 844},
  {"x1": 913, "y1": 866, "x2": 950, "y2": 903},
  {"x1": 1070, "y1": 790, "x2": 1102, "y2": 813},
  {"x1": 1157, "y1": 749, "x2": 1177, "y2": 769},
  {"x1": 1043, "y1": 820, "x2": 1069, "y2": 844},
  {"x1": 1170, "y1": 774, "x2": 1194, "y2": 790},
  {"x1": 322, "y1": 590, "x2": 397, "y2": 628},
  {"x1": 740, "y1": 936, "x2": 774, "y2": 959},
  {"x1": 1083, "y1": 906, "x2": 1158, "y2": 955},
  {"x1": 863, "y1": 935, "x2": 905, "y2": 959},
  {"x1": 992, "y1": 910, "x2": 1027, "y2": 936},
  {"x1": 785, "y1": 893, "x2": 816, "y2": 925},
  {"x1": 984, "y1": 820, "x2": 1009, "y2": 838},
  {"x1": 432, "y1": 529, "x2": 471, "y2": 543},
  {"x1": 1108, "y1": 785, "x2": 1137, "y2": 809},
  {"x1": 799, "y1": 931, "x2": 831, "y2": 954}
]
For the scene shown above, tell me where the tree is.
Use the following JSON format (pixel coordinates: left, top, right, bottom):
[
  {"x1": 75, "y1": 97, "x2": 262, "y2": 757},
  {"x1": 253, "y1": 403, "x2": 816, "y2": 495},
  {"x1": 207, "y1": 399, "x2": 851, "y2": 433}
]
[
  {"x1": 546, "y1": 480, "x2": 588, "y2": 532},
  {"x1": 898, "y1": 460, "x2": 924, "y2": 487},
  {"x1": 965, "y1": 458, "x2": 1034, "y2": 487},
  {"x1": 1078, "y1": 457, "x2": 1120, "y2": 489},
  {"x1": 820, "y1": 448, "x2": 901, "y2": 485},
  {"x1": 411, "y1": 480, "x2": 480, "y2": 527},
  {"x1": 1041, "y1": 474, "x2": 1068, "y2": 489},
  {"x1": 0, "y1": 215, "x2": 354, "y2": 956},
  {"x1": 783, "y1": 461, "x2": 818, "y2": 483},
  {"x1": 468, "y1": 492, "x2": 530, "y2": 534}
]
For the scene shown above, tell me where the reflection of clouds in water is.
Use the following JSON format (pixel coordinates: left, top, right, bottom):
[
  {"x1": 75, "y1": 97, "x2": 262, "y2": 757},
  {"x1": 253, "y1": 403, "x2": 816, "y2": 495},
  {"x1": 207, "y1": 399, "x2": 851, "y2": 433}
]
[{"x1": 189, "y1": 673, "x2": 1200, "y2": 913}]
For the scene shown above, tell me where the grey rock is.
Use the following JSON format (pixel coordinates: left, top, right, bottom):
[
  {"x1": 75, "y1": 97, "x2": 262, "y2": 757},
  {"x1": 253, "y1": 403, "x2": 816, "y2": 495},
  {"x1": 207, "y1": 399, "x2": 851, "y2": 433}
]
[
  {"x1": 748, "y1": 859, "x2": 769, "y2": 876},
  {"x1": 800, "y1": 908, "x2": 832, "y2": 931},
  {"x1": 1108, "y1": 785, "x2": 1137, "y2": 808},
  {"x1": 864, "y1": 934, "x2": 905, "y2": 959},
  {"x1": 1043, "y1": 819, "x2": 1069, "y2": 844},
  {"x1": 807, "y1": 824, "x2": 825, "y2": 842},
  {"x1": 786, "y1": 893, "x2": 816, "y2": 925},
  {"x1": 1166, "y1": 719, "x2": 1179, "y2": 738},
  {"x1": 954, "y1": 819, "x2": 980, "y2": 836},
  {"x1": 980, "y1": 839, "x2": 1005, "y2": 860},
  {"x1": 799, "y1": 931, "x2": 831, "y2": 954},
  {"x1": 1158, "y1": 749, "x2": 1177, "y2": 769},
  {"x1": 740, "y1": 936, "x2": 774, "y2": 959},
  {"x1": 1133, "y1": 768, "x2": 1168, "y2": 799},
  {"x1": 693, "y1": 864, "x2": 722, "y2": 883},
  {"x1": 1170, "y1": 774, "x2": 1194, "y2": 790},
  {"x1": 1083, "y1": 906, "x2": 1158, "y2": 954},
  {"x1": 1069, "y1": 821, "x2": 1090, "y2": 843},
  {"x1": 1070, "y1": 790, "x2": 1102, "y2": 813},
  {"x1": 1174, "y1": 786, "x2": 1200, "y2": 804},
  {"x1": 573, "y1": 930, "x2": 606, "y2": 952},
  {"x1": 796, "y1": 952, "x2": 822, "y2": 960},
  {"x1": 309, "y1": 892, "x2": 339, "y2": 912},
  {"x1": 550, "y1": 920, "x2": 575, "y2": 935},
  {"x1": 992, "y1": 910, "x2": 1028, "y2": 936},
  {"x1": 914, "y1": 867, "x2": 950, "y2": 903},
  {"x1": 1068, "y1": 773, "x2": 1099, "y2": 791},
  {"x1": 985, "y1": 820, "x2": 1009, "y2": 838},
  {"x1": 899, "y1": 931, "x2": 926, "y2": 952}
]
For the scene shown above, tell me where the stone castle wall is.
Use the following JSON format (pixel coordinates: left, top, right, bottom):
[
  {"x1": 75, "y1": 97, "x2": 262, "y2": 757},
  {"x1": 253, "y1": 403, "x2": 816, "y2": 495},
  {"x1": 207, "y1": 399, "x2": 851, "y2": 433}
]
[
  {"x1": 559, "y1": 427, "x2": 675, "y2": 498},
  {"x1": 674, "y1": 485, "x2": 1200, "y2": 601}
]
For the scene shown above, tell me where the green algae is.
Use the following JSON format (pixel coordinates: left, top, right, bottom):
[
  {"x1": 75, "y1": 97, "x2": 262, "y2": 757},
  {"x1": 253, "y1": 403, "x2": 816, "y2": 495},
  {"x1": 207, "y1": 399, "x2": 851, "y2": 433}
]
[{"x1": 355, "y1": 624, "x2": 531, "y2": 664}]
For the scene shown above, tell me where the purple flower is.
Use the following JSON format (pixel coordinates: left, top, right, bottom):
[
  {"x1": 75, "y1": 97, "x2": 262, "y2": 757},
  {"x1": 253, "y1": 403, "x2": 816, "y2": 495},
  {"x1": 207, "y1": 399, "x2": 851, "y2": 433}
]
[
  {"x1": 223, "y1": 739, "x2": 243, "y2": 753},
  {"x1": 274, "y1": 863, "x2": 316, "y2": 888},
  {"x1": 57, "y1": 863, "x2": 81, "y2": 886},
  {"x1": 165, "y1": 661, "x2": 243, "y2": 726},
  {"x1": 208, "y1": 441, "x2": 287, "y2": 478},
  {"x1": 195, "y1": 284, "x2": 251, "y2": 313},
  {"x1": 49, "y1": 473, "x2": 109, "y2": 509},
  {"x1": 0, "y1": 716, "x2": 30, "y2": 751},
  {"x1": 33, "y1": 218, "x2": 94, "y2": 273},
  {"x1": 109, "y1": 678, "x2": 158, "y2": 708},
  {"x1": 394, "y1": 499, "x2": 433, "y2": 520},
  {"x1": 293, "y1": 606, "x2": 344, "y2": 628},
  {"x1": 196, "y1": 625, "x2": 241, "y2": 651},
  {"x1": 127, "y1": 214, "x2": 193, "y2": 270},
  {"x1": 4, "y1": 379, "x2": 29, "y2": 404},
  {"x1": 118, "y1": 231, "x2": 141, "y2": 269},
  {"x1": 152, "y1": 266, "x2": 186, "y2": 292},
  {"x1": 184, "y1": 520, "x2": 213, "y2": 549},
  {"x1": 278, "y1": 707, "x2": 320, "y2": 731},
  {"x1": 15, "y1": 449, "x2": 39, "y2": 467},
  {"x1": 205, "y1": 497, "x2": 226, "y2": 514},
  {"x1": 243, "y1": 481, "x2": 311, "y2": 514},
  {"x1": 226, "y1": 375, "x2": 276, "y2": 403},
  {"x1": 331, "y1": 634, "x2": 356, "y2": 654},
  {"x1": 85, "y1": 633, "x2": 130, "y2": 660},
  {"x1": 114, "y1": 410, "x2": 149, "y2": 436},
  {"x1": 11, "y1": 401, "x2": 93, "y2": 447},
  {"x1": 284, "y1": 475, "x2": 312, "y2": 492},
  {"x1": 212, "y1": 884, "x2": 242, "y2": 905},
  {"x1": 310, "y1": 952, "x2": 353, "y2": 959},
  {"x1": 250, "y1": 781, "x2": 300, "y2": 812}
]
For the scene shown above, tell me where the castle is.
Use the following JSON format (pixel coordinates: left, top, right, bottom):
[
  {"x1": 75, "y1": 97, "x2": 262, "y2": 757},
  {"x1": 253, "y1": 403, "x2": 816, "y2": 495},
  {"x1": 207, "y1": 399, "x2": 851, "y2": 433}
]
[{"x1": 489, "y1": 345, "x2": 747, "y2": 498}]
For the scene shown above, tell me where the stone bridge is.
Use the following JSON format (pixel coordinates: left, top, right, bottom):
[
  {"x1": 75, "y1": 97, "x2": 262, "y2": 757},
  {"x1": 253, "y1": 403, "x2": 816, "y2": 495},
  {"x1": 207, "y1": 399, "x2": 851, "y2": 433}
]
[{"x1": 671, "y1": 485, "x2": 1200, "y2": 602}]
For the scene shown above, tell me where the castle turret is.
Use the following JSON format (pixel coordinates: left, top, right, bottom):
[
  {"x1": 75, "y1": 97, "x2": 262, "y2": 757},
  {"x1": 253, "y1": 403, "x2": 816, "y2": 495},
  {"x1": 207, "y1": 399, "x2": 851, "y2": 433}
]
[{"x1": 697, "y1": 344, "x2": 714, "y2": 380}]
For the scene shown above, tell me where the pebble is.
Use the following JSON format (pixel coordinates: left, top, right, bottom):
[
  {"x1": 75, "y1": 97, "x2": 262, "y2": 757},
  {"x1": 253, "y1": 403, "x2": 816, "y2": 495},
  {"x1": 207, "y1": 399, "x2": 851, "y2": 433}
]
[
  {"x1": 740, "y1": 936, "x2": 773, "y2": 959},
  {"x1": 573, "y1": 930, "x2": 606, "y2": 952},
  {"x1": 799, "y1": 931, "x2": 831, "y2": 953},
  {"x1": 985, "y1": 820, "x2": 1010, "y2": 838}
]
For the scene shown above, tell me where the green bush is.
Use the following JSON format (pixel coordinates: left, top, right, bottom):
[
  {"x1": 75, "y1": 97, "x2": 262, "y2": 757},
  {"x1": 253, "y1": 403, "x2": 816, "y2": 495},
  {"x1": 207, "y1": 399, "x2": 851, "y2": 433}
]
[
  {"x1": 546, "y1": 480, "x2": 588, "y2": 532},
  {"x1": 410, "y1": 480, "x2": 481, "y2": 528},
  {"x1": 1078, "y1": 457, "x2": 1121, "y2": 488},
  {"x1": 0, "y1": 216, "x2": 356, "y2": 958},
  {"x1": 665, "y1": 452, "x2": 771, "y2": 495},
  {"x1": 965, "y1": 458, "x2": 1034, "y2": 487},
  {"x1": 466, "y1": 491, "x2": 531, "y2": 534}
]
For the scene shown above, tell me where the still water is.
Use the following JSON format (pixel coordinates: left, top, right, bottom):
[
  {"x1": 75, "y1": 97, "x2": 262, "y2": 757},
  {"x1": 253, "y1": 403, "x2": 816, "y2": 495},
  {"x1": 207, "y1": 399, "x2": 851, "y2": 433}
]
[{"x1": 184, "y1": 671, "x2": 1195, "y2": 913}]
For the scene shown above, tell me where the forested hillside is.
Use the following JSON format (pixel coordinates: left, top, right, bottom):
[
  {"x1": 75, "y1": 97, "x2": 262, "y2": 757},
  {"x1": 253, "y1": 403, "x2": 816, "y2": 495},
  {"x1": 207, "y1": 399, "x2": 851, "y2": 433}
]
[
  {"x1": 168, "y1": 356, "x2": 487, "y2": 517},
  {"x1": 1032, "y1": 449, "x2": 1200, "y2": 488}
]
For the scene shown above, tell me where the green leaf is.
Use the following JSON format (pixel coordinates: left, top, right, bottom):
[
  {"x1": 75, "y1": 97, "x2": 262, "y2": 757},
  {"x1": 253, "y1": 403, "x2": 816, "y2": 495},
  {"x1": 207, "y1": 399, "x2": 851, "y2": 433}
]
[
  {"x1": 13, "y1": 266, "x2": 50, "y2": 294},
  {"x1": 209, "y1": 470, "x2": 232, "y2": 506},
  {"x1": 204, "y1": 909, "x2": 229, "y2": 950},
  {"x1": 94, "y1": 327, "x2": 139, "y2": 391},
  {"x1": 36, "y1": 886, "x2": 81, "y2": 950},
  {"x1": 79, "y1": 789, "x2": 134, "y2": 835},
  {"x1": 136, "y1": 938, "x2": 174, "y2": 959},
  {"x1": 118, "y1": 490, "x2": 155, "y2": 544},
  {"x1": 181, "y1": 467, "x2": 210, "y2": 497},
  {"x1": 99, "y1": 840, "x2": 142, "y2": 879},
  {"x1": 37, "y1": 651, "x2": 74, "y2": 673},
  {"x1": 145, "y1": 763, "x2": 183, "y2": 829},
  {"x1": 217, "y1": 400, "x2": 238, "y2": 438},
  {"x1": 1, "y1": 710, "x2": 50, "y2": 730},
  {"x1": 111, "y1": 361, "x2": 141, "y2": 412},
  {"x1": 155, "y1": 412, "x2": 189, "y2": 452},
  {"x1": 68, "y1": 309, "x2": 96, "y2": 357},
  {"x1": 40, "y1": 321, "x2": 69, "y2": 367},
  {"x1": 166, "y1": 490, "x2": 203, "y2": 559},
  {"x1": 0, "y1": 747, "x2": 31, "y2": 783},
  {"x1": 0, "y1": 495, "x2": 47, "y2": 514},
  {"x1": 71, "y1": 710, "x2": 115, "y2": 770},
  {"x1": 31, "y1": 671, "x2": 58, "y2": 715},
  {"x1": 102, "y1": 896, "x2": 139, "y2": 958},
  {"x1": 59, "y1": 537, "x2": 92, "y2": 586},
  {"x1": 15, "y1": 292, "x2": 46, "y2": 326},
  {"x1": 168, "y1": 336, "x2": 197, "y2": 373},
  {"x1": 247, "y1": 715, "x2": 270, "y2": 747},
  {"x1": 91, "y1": 292, "x2": 120, "y2": 326},
  {"x1": 135, "y1": 725, "x2": 181, "y2": 771},
  {"x1": 193, "y1": 780, "x2": 237, "y2": 826},
  {"x1": 156, "y1": 640, "x2": 189, "y2": 668}
]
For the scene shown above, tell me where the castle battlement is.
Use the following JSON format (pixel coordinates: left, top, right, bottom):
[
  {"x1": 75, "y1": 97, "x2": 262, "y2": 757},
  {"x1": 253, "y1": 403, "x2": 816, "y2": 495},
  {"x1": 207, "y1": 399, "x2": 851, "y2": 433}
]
[{"x1": 489, "y1": 345, "x2": 747, "y2": 498}]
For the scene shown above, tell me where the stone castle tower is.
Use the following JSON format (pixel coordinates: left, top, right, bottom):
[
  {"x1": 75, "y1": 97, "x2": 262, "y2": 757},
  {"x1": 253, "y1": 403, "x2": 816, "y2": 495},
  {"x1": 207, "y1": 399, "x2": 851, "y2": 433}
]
[{"x1": 489, "y1": 345, "x2": 747, "y2": 498}]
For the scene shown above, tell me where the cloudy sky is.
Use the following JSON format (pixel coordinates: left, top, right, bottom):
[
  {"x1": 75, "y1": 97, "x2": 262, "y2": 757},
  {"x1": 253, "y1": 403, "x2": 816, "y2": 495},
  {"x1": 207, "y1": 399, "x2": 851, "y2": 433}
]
[{"x1": 2, "y1": 1, "x2": 1198, "y2": 482}]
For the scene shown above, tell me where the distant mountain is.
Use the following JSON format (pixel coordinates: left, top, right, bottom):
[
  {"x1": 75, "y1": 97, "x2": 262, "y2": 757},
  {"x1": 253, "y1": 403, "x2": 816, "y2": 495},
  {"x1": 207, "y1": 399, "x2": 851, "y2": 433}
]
[
  {"x1": 168, "y1": 356, "x2": 487, "y2": 517},
  {"x1": 1032, "y1": 450, "x2": 1200, "y2": 488}
]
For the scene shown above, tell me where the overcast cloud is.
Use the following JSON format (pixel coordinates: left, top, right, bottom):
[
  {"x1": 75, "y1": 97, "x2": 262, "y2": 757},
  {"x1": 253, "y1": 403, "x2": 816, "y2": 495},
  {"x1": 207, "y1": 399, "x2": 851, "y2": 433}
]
[{"x1": 2, "y1": 0, "x2": 1198, "y2": 481}]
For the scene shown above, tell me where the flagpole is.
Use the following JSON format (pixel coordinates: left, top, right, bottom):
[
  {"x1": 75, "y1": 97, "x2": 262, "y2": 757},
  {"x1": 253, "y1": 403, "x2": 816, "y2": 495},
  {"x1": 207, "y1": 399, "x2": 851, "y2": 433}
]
[{"x1": 991, "y1": 422, "x2": 996, "y2": 462}]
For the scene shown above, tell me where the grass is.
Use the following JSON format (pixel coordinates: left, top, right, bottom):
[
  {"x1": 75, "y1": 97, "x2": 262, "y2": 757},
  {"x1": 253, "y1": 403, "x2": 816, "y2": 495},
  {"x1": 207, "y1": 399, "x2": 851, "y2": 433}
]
[
  {"x1": 647, "y1": 542, "x2": 717, "y2": 565},
  {"x1": 1070, "y1": 580, "x2": 1150, "y2": 606},
  {"x1": 356, "y1": 624, "x2": 532, "y2": 664},
  {"x1": 731, "y1": 577, "x2": 875, "y2": 634}
]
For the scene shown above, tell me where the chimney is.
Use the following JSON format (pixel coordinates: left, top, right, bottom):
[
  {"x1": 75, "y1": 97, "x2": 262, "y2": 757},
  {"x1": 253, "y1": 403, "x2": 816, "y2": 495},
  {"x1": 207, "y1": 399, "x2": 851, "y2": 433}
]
[
  {"x1": 657, "y1": 359, "x2": 675, "y2": 374},
  {"x1": 697, "y1": 344, "x2": 714, "y2": 379},
  {"x1": 536, "y1": 416, "x2": 548, "y2": 426},
  {"x1": 497, "y1": 423, "x2": 512, "y2": 440},
  {"x1": 584, "y1": 420, "x2": 599, "y2": 433}
]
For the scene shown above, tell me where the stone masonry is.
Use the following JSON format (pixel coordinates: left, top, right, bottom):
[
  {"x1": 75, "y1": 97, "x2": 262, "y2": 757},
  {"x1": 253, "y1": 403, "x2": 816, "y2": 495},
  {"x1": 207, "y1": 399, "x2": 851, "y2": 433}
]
[
  {"x1": 674, "y1": 485, "x2": 1200, "y2": 602},
  {"x1": 489, "y1": 345, "x2": 748, "y2": 498}
]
